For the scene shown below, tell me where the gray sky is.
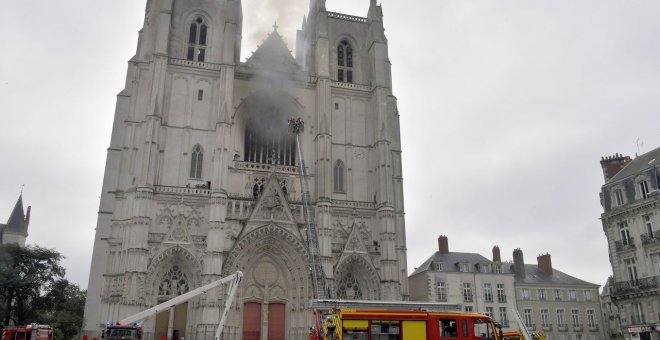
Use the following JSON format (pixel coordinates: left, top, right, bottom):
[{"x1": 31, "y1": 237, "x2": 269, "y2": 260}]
[{"x1": 1, "y1": 0, "x2": 659, "y2": 290}]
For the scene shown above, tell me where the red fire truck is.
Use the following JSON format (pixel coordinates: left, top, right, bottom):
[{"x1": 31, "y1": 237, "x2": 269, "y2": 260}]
[
  {"x1": 2, "y1": 325, "x2": 53, "y2": 340},
  {"x1": 311, "y1": 308, "x2": 503, "y2": 340}
]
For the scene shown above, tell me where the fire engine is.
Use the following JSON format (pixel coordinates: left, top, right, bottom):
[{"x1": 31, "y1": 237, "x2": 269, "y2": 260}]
[
  {"x1": 102, "y1": 271, "x2": 242, "y2": 340},
  {"x1": 311, "y1": 307, "x2": 503, "y2": 340},
  {"x1": 2, "y1": 325, "x2": 53, "y2": 340}
]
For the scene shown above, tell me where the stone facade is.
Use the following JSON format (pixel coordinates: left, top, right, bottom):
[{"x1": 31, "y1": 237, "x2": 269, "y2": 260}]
[
  {"x1": 82, "y1": 1, "x2": 408, "y2": 339},
  {"x1": 600, "y1": 148, "x2": 660, "y2": 340},
  {"x1": 408, "y1": 237, "x2": 519, "y2": 332},
  {"x1": 408, "y1": 237, "x2": 606, "y2": 339},
  {"x1": 511, "y1": 249, "x2": 606, "y2": 340}
]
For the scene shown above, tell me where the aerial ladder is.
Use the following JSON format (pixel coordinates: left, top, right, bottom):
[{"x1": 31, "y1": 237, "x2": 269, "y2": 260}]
[
  {"x1": 102, "y1": 271, "x2": 243, "y2": 340},
  {"x1": 507, "y1": 309, "x2": 546, "y2": 340},
  {"x1": 288, "y1": 117, "x2": 329, "y2": 300}
]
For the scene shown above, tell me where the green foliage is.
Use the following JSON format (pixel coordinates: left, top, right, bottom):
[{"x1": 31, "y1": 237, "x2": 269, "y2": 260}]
[
  {"x1": 38, "y1": 280, "x2": 86, "y2": 340},
  {"x1": 0, "y1": 244, "x2": 85, "y2": 340}
]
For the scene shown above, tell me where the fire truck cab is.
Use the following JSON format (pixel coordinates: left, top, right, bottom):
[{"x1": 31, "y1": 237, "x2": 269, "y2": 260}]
[
  {"x1": 101, "y1": 324, "x2": 141, "y2": 340},
  {"x1": 2, "y1": 325, "x2": 53, "y2": 340},
  {"x1": 313, "y1": 309, "x2": 503, "y2": 340}
]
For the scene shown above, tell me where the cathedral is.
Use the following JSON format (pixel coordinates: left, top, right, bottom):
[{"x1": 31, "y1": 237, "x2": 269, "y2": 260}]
[{"x1": 82, "y1": 0, "x2": 408, "y2": 339}]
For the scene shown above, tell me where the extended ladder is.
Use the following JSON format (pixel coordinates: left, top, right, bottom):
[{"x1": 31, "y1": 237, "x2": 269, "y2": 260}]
[{"x1": 289, "y1": 117, "x2": 329, "y2": 299}]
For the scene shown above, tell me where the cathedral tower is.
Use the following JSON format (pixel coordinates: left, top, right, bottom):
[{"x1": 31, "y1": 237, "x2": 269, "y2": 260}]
[{"x1": 83, "y1": 1, "x2": 408, "y2": 339}]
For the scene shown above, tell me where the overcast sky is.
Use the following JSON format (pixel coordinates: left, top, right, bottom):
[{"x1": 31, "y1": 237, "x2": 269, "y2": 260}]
[{"x1": 1, "y1": 0, "x2": 659, "y2": 290}]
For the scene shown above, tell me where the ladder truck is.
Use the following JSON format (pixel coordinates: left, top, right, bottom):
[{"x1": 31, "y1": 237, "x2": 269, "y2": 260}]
[
  {"x1": 102, "y1": 271, "x2": 243, "y2": 340},
  {"x1": 288, "y1": 117, "x2": 329, "y2": 300}
]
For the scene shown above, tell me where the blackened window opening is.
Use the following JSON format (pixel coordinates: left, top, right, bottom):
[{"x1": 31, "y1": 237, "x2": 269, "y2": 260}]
[
  {"x1": 244, "y1": 119, "x2": 297, "y2": 166},
  {"x1": 337, "y1": 40, "x2": 353, "y2": 83},
  {"x1": 187, "y1": 17, "x2": 207, "y2": 62}
]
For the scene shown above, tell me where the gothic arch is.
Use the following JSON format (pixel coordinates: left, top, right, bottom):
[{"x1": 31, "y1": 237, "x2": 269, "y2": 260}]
[
  {"x1": 223, "y1": 224, "x2": 312, "y2": 306},
  {"x1": 231, "y1": 91, "x2": 308, "y2": 163},
  {"x1": 146, "y1": 245, "x2": 202, "y2": 304},
  {"x1": 334, "y1": 254, "x2": 380, "y2": 300}
]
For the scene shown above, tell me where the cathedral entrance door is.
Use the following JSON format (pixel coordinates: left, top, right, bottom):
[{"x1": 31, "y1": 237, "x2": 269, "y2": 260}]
[
  {"x1": 242, "y1": 302, "x2": 261, "y2": 340},
  {"x1": 267, "y1": 303, "x2": 285, "y2": 340}
]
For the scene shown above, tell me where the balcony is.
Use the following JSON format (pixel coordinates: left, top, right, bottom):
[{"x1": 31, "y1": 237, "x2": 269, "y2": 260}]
[
  {"x1": 631, "y1": 315, "x2": 646, "y2": 325},
  {"x1": 558, "y1": 324, "x2": 568, "y2": 332},
  {"x1": 168, "y1": 58, "x2": 222, "y2": 71},
  {"x1": 641, "y1": 230, "x2": 660, "y2": 245},
  {"x1": 573, "y1": 324, "x2": 583, "y2": 332},
  {"x1": 589, "y1": 325, "x2": 599, "y2": 332},
  {"x1": 615, "y1": 238, "x2": 636, "y2": 252},
  {"x1": 611, "y1": 275, "x2": 660, "y2": 296},
  {"x1": 542, "y1": 324, "x2": 552, "y2": 332}
]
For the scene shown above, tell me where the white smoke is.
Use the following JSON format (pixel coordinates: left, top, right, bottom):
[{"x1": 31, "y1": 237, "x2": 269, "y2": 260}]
[{"x1": 241, "y1": 0, "x2": 308, "y2": 61}]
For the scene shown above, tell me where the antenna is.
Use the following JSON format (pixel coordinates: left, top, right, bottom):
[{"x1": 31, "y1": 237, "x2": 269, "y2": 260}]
[{"x1": 636, "y1": 138, "x2": 644, "y2": 155}]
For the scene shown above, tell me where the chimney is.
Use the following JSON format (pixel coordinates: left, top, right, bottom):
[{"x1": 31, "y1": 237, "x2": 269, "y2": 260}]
[
  {"x1": 492, "y1": 246, "x2": 501, "y2": 262},
  {"x1": 600, "y1": 153, "x2": 631, "y2": 182},
  {"x1": 438, "y1": 235, "x2": 449, "y2": 254},
  {"x1": 537, "y1": 253, "x2": 553, "y2": 275},
  {"x1": 513, "y1": 248, "x2": 525, "y2": 278}
]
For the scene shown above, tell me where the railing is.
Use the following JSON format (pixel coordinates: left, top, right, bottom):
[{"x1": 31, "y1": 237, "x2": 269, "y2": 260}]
[
  {"x1": 557, "y1": 324, "x2": 568, "y2": 332},
  {"x1": 327, "y1": 11, "x2": 368, "y2": 23},
  {"x1": 484, "y1": 296, "x2": 493, "y2": 303},
  {"x1": 541, "y1": 324, "x2": 552, "y2": 332},
  {"x1": 641, "y1": 230, "x2": 660, "y2": 245},
  {"x1": 168, "y1": 58, "x2": 222, "y2": 71},
  {"x1": 615, "y1": 238, "x2": 636, "y2": 251},
  {"x1": 233, "y1": 161, "x2": 300, "y2": 174},
  {"x1": 331, "y1": 81, "x2": 371, "y2": 92},
  {"x1": 154, "y1": 185, "x2": 211, "y2": 196},
  {"x1": 612, "y1": 275, "x2": 660, "y2": 295},
  {"x1": 589, "y1": 325, "x2": 599, "y2": 332},
  {"x1": 573, "y1": 324, "x2": 583, "y2": 332}
]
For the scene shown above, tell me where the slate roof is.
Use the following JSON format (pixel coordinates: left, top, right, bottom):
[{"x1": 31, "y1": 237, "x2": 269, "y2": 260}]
[
  {"x1": 245, "y1": 27, "x2": 299, "y2": 73},
  {"x1": 411, "y1": 251, "x2": 509, "y2": 276},
  {"x1": 608, "y1": 146, "x2": 660, "y2": 184},
  {"x1": 0, "y1": 195, "x2": 28, "y2": 234},
  {"x1": 514, "y1": 264, "x2": 598, "y2": 287}
]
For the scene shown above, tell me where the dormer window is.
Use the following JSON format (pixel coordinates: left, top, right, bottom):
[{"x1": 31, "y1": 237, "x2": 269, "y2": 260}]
[
  {"x1": 639, "y1": 180, "x2": 650, "y2": 199},
  {"x1": 187, "y1": 17, "x2": 208, "y2": 62},
  {"x1": 613, "y1": 188, "x2": 624, "y2": 206},
  {"x1": 337, "y1": 40, "x2": 353, "y2": 83}
]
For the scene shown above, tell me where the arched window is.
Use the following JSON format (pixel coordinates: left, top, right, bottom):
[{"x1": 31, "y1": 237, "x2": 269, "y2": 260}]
[
  {"x1": 334, "y1": 160, "x2": 345, "y2": 193},
  {"x1": 244, "y1": 117, "x2": 297, "y2": 166},
  {"x1": 187, "y1": 17, "x2": 208, "y2": 62},
  {"x1": 190, "y1": 145, "x2": 203, "y2": 179},
  {"x1": 158, "y1": 265, "x2": 190, "y2": 296},
  {"x1": 337, "y1": 272, "x2": 362, "y2": 300},
  {"x1": 337, "y1": 40, "x2": 353, "y2": 83}
]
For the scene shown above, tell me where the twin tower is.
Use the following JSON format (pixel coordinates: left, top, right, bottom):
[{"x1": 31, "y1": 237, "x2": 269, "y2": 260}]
[{"x1": 83, "y1": 1, "x2": 408, "y2": 339}]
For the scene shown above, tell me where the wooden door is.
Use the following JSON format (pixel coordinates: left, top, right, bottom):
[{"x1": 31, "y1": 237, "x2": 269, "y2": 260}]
[
  {"x1": 267, "y1": 303, "x2": 285, "y2": 340},
  {"x1": 242, "y1": 302, "x2": 262, "y2": 340}
]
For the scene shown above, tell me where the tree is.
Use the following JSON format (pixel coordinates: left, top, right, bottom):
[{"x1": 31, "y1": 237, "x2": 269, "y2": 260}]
[
  {"x1": 38, "y1": 279, "x2": 86, "y2": 340},
  {"x1": 0, "y1": 244, "x2": 64, "y2": 328}
]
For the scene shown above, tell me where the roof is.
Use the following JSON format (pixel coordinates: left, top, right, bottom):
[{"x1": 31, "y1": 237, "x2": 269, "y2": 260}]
[
  {"x1": 0, "y1": 194, "x2": 28, "y2": 234},
  {"x1": 514, "y1": 264, "x2": 598, "y2": 287},
  {"x1": 245, "y1": 27, "x2": 299, "y2": 73},
  {"x1": 411, "y1": 251, "x2": 507, "y2": 276},
  {"x1": 607, "y1": 146, "x2": 660, "y2": 184}
]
